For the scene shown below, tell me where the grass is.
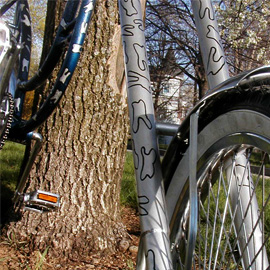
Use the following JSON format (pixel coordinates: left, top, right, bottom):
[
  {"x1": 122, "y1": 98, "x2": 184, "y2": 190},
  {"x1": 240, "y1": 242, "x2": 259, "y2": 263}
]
[
  {"x1": 121, "y1": 151, "x2": 137, "y2": 209},
  {"x1": 0, "y1": 141, "x2": 25, "y2": 187},
  {"x1": 194, "y1": 153, "x2": 270, "y2": 267},
  {"x1": 32, "y1": 246, "x2": 50, "y2": 270},
  {"x1": 0, "y1": 142, "x2": 138, "y2": 214},
  {"x1": 0, "y1": 141, "x2": 25, "y2": 226},
  {"x1": 0, "y1": 142, "x2": 137, "y2": 268},
  {"x1": 0, "y1": 142, "x2": 138, "y2": 268},
  {"x1": 1, "y1": 230, "x2": 50, "y2": 270}
]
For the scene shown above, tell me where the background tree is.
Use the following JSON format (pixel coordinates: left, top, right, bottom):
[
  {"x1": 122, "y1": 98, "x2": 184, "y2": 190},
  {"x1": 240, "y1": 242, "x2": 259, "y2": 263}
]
[
  {"x1": 5, "y1": 0, "x2": 132, "y2": 260},
  {"x1": 28, "y1": 0, "x2": 46, "y2": 73},
  {"x1": 216, "y1": 0, "x2": 270, "y2": 73},
  {"x1": 145, "y1": 0, "x2": 270, "y2": 123},
  {"x1": 146, "y1": 0, "x2": 207, "y2": 101},
  {"x1": 0, "y1": 0, "x2": 47, "y2": 119},
  {"x1": 149, "y1": 43, "x2": 194, "y2": 123}
]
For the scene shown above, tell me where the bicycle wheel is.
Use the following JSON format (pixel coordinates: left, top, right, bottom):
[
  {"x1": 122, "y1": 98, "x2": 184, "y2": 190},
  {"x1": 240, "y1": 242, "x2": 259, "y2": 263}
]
[{"x1": 164, "y1": 83, "x2": 270, "y2": 269}]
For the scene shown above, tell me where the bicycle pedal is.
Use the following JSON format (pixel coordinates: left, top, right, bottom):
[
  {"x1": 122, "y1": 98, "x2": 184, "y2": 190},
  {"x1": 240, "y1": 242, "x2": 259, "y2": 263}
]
[{"x1": 23, "y1": 190, "x2": 60, "y2": 213}]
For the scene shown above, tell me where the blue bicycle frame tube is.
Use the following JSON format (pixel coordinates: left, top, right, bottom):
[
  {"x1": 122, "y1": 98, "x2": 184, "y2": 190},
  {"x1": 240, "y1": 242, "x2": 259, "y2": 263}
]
[
  {"x1": 119, "y1": 0, "x2": 173, "y2": 269},
  {"x1": 13, "y1": 0, "x2": 31, "y2": 119},
  {"x1": 18, "y1": 0, "x2": 80, "y2": 92},
  {"x1": 10, "y1": 0, "x2": 96, "y2": 139}
]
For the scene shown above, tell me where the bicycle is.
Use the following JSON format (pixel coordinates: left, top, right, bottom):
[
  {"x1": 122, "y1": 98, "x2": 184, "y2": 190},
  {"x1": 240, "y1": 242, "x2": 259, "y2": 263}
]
[{"x1": 1, "y1": 0, "x2": 270, "y2": 269}]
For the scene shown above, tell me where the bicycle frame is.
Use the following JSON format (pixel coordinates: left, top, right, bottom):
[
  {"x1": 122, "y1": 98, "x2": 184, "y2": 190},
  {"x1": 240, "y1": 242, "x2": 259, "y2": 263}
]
[
  {"x1": 1, "y1": 0, "x2": 97, "y2": 207},
  {"x1": 120, "y1": 0, "x2": 269, "y2": 269},
  {"x1": 119, "y1": 1, "x2": 173, "y2": 268},
  {"x1": 118, "y1": 0, "x2": 231, "y2": 268},
  {"x1": 10, "y1": 0, "x2": 96, "y2": 138},
  {"x1": 1, "y1": 0, "x2": 270, "y2": 269}
]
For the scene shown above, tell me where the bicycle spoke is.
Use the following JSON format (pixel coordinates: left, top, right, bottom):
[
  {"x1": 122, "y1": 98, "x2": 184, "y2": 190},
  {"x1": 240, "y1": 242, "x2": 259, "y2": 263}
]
[
  {"x1": 227, "y1": 151, "x2": 269, "y2": 269},
  {"x1": 189, "y1": 148, "x2": 270, "y2": 269},
  {"x1": 208, "y1": 168, "x2": 222, "y2": 268}
]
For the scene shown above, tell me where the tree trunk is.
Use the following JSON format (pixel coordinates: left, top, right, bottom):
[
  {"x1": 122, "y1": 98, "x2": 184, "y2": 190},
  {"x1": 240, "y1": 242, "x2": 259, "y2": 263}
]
[
  {"x1": 195, "y1": 53, "x2": 208, "y2": 98},
  {"x1": 6, "y1": 0, "x2": 129, "y2": 259}
]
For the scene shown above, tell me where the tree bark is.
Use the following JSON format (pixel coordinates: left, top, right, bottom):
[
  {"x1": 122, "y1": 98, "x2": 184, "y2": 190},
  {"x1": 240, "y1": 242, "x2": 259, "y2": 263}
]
[{"x1": 6, "y1": 0, "x2": 129, "y2": 259}]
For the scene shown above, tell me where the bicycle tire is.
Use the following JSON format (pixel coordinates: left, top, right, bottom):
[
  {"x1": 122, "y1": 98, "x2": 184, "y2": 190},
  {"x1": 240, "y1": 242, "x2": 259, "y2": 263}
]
[{"x1": 164, "y1": 83, "x2": 270, "y2": 269}]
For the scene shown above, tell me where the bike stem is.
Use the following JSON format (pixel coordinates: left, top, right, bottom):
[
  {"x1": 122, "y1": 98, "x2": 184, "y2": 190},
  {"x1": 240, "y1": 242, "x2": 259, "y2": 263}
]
[{"x1": 119, "y1": 0, "x2": 173, "y2": 269}]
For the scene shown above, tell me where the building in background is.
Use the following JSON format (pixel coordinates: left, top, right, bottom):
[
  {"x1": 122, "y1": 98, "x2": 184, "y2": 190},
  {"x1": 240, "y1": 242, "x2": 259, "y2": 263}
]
[{"x1": 150, "y1": 48, "x2": 195, "y2": 125}]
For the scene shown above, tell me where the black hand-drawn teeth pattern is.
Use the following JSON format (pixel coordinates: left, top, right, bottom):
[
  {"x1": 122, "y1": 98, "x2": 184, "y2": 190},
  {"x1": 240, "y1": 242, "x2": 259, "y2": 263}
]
[
  {"x1": 131, "y1": 139, "x2": 139, "y2": 170},
  {"x1": 207, "y1": 47, "x2": 226, "y2": 75},
  {"x1": 199, "y1": 0, "x2": 214, "y2": 20},
  {"x1": 121, "y1": 19, "x2": 144, "y2": 37},
  {"x1": 206, "y1": 25, "x2": 221, "y2": 45},
  {"x1": 140, "y1": 147, "x2": 157, "y2": 181},
  {"x1": 138, "y1": 195, "x2": 149, "y2": 216},
  {"x1": 132, "y1": 142, "x2": 157, "y2": 181},
  {"x1": 123, "y1": 41, "x2": 129, "y2": 64},
  {"x1": 198, "y1": 0, "x2": 225, "y2": 78},
  {"x1": 131, "y1": 99, "x2": 152, "y2": 133},
  {"x1": 134, "y1": 43, "x2": 148, "y2": 71},
  {"x1": 120, "y1": 0, "x2": 138, "y2": 17},
  {"x1": 134, "y1": 19, "x2": 144, "y2": 31},
  {"x1": 122, "y1": 24, "x2": 135, "y2": 36},
  {"x1": 127, "y1": 70, "x2": 151, "y2": 93},
  {"x1": 146, "y1": 250, "x2": 156, "y2": 269},
  {"x1": 206, "y1": 25, "x2": 225, "y2": 75}
]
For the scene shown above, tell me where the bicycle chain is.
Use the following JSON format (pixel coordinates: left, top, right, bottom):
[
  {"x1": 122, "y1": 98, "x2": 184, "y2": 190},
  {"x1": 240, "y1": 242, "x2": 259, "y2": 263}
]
[{"x1": 0, "y1": 93, "x2": 14, "y2": 150}]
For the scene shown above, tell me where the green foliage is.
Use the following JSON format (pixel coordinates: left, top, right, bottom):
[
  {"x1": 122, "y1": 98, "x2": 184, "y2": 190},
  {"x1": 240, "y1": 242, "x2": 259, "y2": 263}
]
[
  {"x1": 125, "y1": 259, "x2": 135, "y2": 270},
  {"x1": 34, "y1": 246, "x2": 50, "y2": 270},
  {"x1": 1, "y1": 230, "x2": 49, "y2": 270},
  {"x1": 0, "y1": 0, "x2": 47, "y2": 119},
  {"x1": 24, "y1": 1, "x2": 47, "y2": 119},
  {"x1": 2, "y1": 230, "x2": 28, "y2": 250},
  {"x1": 121, "y1": 151, "x2": 137, "y2": 209},
  {"x1": 0, "y1": 0, "x2": 46, "y2": 73}
]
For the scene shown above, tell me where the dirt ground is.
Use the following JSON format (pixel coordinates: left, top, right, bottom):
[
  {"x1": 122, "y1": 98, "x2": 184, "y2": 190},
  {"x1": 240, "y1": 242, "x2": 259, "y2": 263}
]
[{"x1": 0, "y1": 207, "x2": 140, "y2": 270}]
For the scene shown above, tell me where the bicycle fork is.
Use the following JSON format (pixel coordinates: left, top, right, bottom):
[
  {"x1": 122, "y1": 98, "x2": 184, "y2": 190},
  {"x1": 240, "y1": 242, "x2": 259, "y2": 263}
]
[
  {"x1": 119, "y1": 0, "x2": 173, "y2": 269},
  {"x1": 192, "y1": 0, "x2": 269, "y2": 268},
  {"x1": 225, "y1": 151, "x2": 269, "y2": 269}
]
